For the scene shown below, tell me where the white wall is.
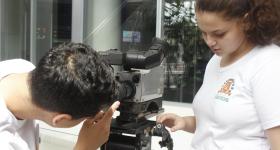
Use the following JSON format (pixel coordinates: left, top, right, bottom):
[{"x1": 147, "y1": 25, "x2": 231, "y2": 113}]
[{"x1": 39, "y1": 101, "x2": 194, "y2": 150}]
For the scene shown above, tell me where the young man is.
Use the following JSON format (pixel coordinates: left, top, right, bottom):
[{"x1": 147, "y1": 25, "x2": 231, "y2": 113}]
[{"x1": 0, "y1": 42, "x2": 120, "y2": 150}]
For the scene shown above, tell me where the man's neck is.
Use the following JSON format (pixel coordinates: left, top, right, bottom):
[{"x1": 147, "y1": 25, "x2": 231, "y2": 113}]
[{"x1": 0, "y1": 73, "x2": 37, "y2": 120}]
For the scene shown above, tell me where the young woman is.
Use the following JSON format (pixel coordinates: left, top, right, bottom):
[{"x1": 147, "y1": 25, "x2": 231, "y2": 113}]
[{"x1": 157, "y1": 0, "x2": 280, "y2": 149}]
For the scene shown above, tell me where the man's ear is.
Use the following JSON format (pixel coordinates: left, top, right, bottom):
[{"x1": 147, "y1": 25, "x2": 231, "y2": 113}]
[{"x1": 52, "y1": 114, "x2": 72, "y2": 126}]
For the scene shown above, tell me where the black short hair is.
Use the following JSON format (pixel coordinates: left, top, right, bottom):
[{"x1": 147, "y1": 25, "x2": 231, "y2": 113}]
[{"x1": 30, "y1": 42, "x2": 118, "y2": 119}]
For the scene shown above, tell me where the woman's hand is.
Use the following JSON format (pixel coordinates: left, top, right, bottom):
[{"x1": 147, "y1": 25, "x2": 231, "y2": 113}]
[
  {"x1": 156, "y1": 113, "x2": 186, "y2": 132},
  {"x1": 74, "y1": 101, "x2": 120, "y2": 150},
  {"x1": 156, "y1": 113, "x2": 196, "y2": 133}
]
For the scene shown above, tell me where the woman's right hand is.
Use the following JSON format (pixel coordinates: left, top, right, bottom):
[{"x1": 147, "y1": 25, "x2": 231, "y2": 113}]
[{"x1": 156, "y1": 113, "x2": 187, "y2": 132}]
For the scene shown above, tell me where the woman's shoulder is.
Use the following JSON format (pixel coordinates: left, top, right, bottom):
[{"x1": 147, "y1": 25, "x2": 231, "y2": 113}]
[
  {"x1": 247, "y1": 44, "x2": 280, "y2": 75},
  {"x1": 254, "y1": 44, "x2": 280, "y2": 57},
  {"x1": 248, "y1": 44, "x2": 280, "y2": 65}
]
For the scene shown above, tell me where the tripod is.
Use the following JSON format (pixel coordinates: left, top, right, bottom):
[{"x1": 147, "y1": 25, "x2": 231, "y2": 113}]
[{"x1": 101, "y1": 118, "x2": 173, "y2": 150}]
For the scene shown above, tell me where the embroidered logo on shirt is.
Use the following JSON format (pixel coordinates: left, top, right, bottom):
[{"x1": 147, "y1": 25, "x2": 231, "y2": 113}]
[{"x1": 215, "y1": 78, "x2": 235, "y2": 102}]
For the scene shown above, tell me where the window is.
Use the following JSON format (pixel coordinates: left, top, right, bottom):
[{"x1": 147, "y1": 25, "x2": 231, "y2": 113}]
[
  {"x1": 83, "y1": 0, "x2": 156, "y2": 52},
  {"x1": 162, "y1": 0, "x2": 211, "y2": 103},
  {"x1": 0, "y1": 0, "x2": 72, "y2": 63},
  {"x1": 0, "y1": 0, "x2": 211, "y2": 103},
  {"x1": 0, "y1": 0, "x2": 30, "y2": 60},
  {"x1": 31, "y1": 0, "x2": 72, "y2": 63},
  {"x1": 83, "y1": 0, "x2": 211, "y2": 103}
]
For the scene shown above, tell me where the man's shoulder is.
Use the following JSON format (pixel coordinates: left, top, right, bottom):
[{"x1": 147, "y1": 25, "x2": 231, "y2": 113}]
[
  {"x1": 0, "y1": 59, "x2": 35, "y2": 68},
  {"x1": 0, "y1": 59, "x2": 35, "y2": 78}
]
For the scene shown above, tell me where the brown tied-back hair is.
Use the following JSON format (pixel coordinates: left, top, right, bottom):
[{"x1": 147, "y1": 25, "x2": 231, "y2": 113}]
[{"x1": 195, "y1": 0, "x2": 280, "y2": 46}]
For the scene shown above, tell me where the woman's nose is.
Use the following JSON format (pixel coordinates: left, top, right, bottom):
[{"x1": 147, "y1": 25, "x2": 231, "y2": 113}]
[{"x1": 204, "y1": 35, "x2": 217, "y2": 47}]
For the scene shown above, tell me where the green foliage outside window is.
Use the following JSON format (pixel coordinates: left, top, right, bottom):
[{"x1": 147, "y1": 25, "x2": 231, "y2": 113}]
[{"x1": 163, "y1": 0, "x2": 211, "y2": 102}]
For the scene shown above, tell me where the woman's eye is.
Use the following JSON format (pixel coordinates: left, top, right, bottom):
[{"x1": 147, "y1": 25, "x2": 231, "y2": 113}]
[{"x1": 214, "y1": 33, "x2": 225, "y2": 37}]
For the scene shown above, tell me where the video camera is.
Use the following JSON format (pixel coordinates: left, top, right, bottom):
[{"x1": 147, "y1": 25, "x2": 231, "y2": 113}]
[
  {"x1": 100, "y1": 38, "x2": 173, "y2": 150},
  {"x1": 100, "y1": 38, "x2": 167, "y2": 122}
]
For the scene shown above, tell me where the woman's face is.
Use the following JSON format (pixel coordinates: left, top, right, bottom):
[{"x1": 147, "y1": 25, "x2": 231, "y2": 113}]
[{"x1": 196, "y1": 11, "x2": 251, "y2": 58}]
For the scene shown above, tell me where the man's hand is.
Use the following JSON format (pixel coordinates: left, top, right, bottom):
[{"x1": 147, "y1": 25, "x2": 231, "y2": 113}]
[{"x1": 74, "y1": 101, "x2": 120, "y2": 150}]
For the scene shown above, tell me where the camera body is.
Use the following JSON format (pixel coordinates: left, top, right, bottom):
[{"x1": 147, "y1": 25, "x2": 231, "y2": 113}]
[
  {"x1": 100, "y1": 38, "x2": 167, "y2": 122},
  {"x1": 115, "y1": 66, "x2": 164, "y2": 122}
]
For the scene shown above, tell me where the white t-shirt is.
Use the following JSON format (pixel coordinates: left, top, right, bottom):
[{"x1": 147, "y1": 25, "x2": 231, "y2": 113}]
[
  {"x1": 191, "y1": 44, "x2": 280, "y2": 150},
  {"x1": 0, "y1": 59, "x2": 39, "y2": 150}
]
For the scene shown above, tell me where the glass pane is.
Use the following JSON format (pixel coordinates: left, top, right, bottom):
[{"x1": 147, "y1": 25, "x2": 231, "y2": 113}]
[
  {"x1": 0, "y1": 0, "x2": 72, "y2": 63},
  {"x1": 0, "y1": 0, "x2": 30, "y2": 61},
  {"x1": 52, "y1": 0, "x2": 72, "y2": 47},
  {"x1": 31, "y1": 0, "x2": 72, "y2": 64},
  {"x1": 120, "y1": 0, "x2": 156, "y2": 51},
  {"x1": 83, "y1": 0, "x2": 156, "y2": 52},
  {"x1": 83, "y1": 0, "x2": 212, "y2": 103},
  {"x1": 162, "y1": 0, "x2": 212, "y2": 103}
]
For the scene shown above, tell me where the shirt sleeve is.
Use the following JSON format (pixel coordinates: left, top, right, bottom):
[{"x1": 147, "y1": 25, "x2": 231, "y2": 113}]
[
  {"x1": 0, "y1": 108, "x2": 31, "y2": 150},
  {"x1": 0, "y1": 131, "x2": 30, "y2": 150},
  {"x1": 251, "y1": 57, "x2": 280, "y2": 130}
]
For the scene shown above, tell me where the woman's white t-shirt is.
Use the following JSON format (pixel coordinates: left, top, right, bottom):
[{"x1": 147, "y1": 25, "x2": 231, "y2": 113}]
[
  {"x1": 191, "y1": 44, "x2": 280, "y2": 150},
  {"x1": 0, "y1": 59, "x2": 39, "y2": 150}
]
